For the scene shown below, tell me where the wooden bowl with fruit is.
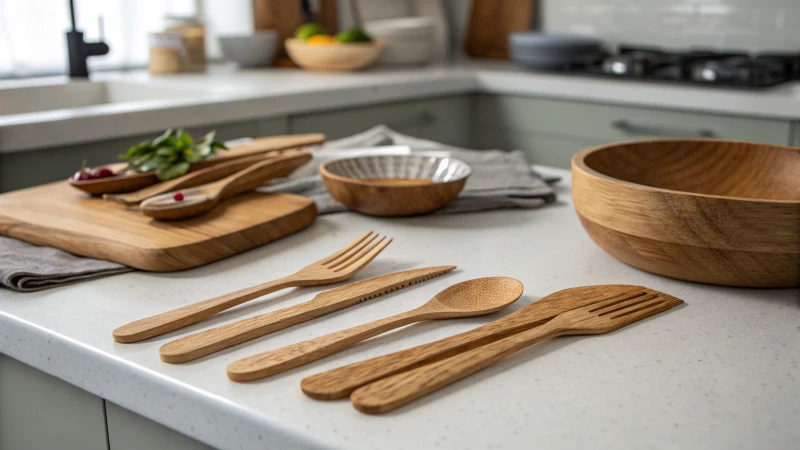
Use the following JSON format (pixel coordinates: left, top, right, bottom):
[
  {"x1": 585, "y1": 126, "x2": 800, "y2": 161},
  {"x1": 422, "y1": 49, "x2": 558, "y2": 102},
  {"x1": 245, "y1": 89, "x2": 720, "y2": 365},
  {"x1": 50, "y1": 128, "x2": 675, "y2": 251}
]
[{"x1": 286, "y1": 24, "x2": 383, "y2": 71}]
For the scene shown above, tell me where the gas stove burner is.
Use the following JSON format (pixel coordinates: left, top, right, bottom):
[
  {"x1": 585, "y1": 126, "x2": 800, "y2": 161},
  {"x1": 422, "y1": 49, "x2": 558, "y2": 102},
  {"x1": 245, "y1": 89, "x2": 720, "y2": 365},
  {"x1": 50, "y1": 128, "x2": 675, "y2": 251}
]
[{"x1": 558, "y1": 45, "x2": 800, "y2": 88}]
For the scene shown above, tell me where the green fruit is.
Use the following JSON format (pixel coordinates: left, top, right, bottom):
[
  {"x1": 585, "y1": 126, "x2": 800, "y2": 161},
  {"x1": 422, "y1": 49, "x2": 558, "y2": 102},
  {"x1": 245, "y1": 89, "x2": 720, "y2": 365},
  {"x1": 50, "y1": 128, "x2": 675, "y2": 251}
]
[
  {"x1": 295, "y1": 23, "x2": 327, "y2": 40},
  {"x1": 335, "y1": 28, "x2": 372, "y2": 43}
]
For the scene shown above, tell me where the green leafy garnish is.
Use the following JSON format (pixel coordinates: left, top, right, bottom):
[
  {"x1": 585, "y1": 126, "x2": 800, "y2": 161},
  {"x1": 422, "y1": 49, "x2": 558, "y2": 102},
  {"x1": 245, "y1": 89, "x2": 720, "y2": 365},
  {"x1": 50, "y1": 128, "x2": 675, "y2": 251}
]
[{"x1": 119, "y1": 129, "x2": 227, "y2": 181}]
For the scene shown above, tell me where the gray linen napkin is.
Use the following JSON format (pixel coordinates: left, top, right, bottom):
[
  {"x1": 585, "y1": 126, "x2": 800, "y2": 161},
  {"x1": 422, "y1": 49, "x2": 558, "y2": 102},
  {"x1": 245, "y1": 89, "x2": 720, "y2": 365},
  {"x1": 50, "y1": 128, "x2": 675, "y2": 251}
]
[
  {"x1": 261, "y1": 125, "x2": 557, "y2": 214},
  {"x1": 0, "y1": 237, "x2": 132, "y2": 292}
]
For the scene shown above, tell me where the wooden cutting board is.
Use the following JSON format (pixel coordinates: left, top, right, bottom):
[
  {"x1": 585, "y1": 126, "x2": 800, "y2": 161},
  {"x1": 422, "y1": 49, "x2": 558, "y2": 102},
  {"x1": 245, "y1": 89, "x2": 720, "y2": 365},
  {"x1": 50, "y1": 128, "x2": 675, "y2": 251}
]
[
  {"x1": 465, "y1": 0, "x2": 535, "y2": 59},
  {"x1": 0, "y1": 182, "x2": 317, "y2": 272}
]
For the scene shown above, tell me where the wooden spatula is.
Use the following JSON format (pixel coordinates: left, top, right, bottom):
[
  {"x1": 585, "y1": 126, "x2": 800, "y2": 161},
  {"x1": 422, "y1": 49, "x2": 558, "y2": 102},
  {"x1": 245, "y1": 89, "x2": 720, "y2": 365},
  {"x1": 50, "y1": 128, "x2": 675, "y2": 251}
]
[
  {"x1": 139, "y1": 151, "x2": 311, "y2": 220},
  {"x1": 301, "y1": 285, "x2": 647, "y2": 400},
  {"x1": 350, "y1": 287, "x2": 683, "y2": 414}
]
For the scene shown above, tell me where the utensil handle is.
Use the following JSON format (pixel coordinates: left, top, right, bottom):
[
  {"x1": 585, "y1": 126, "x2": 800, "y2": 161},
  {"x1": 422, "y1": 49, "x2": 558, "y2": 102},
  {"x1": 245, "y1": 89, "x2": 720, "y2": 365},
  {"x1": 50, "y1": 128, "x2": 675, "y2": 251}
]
[
  {"x1": 160, "y1": 288, "x2": 366, "y2": 363},
  {"x1": 112, "y1": 276, "x2": 296, "y2": 343},
  {"x1": 350, "y1": 321, "x2": 564, "y2": 414},
  {"x1": 227, "y1": 309, "x2": 426, "y2": 381},
  {"x1": 301, "y1": 314, "x2": 535, "y2": 400},
  {"x1": 215, "y1": 152, "x2": 312, "y2": 200}
]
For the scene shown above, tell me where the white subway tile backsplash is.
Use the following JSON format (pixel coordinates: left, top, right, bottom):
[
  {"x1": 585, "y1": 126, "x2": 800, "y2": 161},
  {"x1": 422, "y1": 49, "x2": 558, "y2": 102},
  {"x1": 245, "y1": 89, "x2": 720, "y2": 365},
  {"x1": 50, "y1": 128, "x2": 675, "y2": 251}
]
[{"x1": 542, "y1": 0, "x2": 800, "y2": 52}]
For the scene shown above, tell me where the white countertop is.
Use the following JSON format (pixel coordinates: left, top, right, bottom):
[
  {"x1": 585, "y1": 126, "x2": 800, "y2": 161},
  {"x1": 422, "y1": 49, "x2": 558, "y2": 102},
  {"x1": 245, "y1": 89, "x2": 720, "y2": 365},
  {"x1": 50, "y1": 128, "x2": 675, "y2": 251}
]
[
  {"x1": 3, "y1": 61, "x2": 800, "y2": 153},
  {"x1": 1, "y1": 166, "x2": 798, "y2": 450}
]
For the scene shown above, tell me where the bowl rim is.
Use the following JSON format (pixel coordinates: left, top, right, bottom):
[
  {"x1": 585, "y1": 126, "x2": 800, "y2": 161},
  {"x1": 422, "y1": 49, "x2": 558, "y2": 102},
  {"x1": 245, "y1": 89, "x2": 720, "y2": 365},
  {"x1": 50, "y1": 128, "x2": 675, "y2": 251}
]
[
  {"x1": 572, "y1": 138, "x2": 800, "y2": 204},
  {"x1": 319, "y1": 154, "x2": 472, "y2": 188}
]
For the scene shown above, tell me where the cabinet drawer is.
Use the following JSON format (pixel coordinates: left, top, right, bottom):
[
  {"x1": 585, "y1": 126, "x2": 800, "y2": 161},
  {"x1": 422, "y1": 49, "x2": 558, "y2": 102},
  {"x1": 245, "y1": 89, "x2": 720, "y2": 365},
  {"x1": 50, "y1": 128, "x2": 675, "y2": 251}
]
[
  {"x1": 290, "y1": 95, "x2": 471, "y2": 147},
  {"x1": 474, "y1": 128, "x2": 604, "y2": 169},
  {"x1": 476, "y1": 94, "x2": 791, "y2": 146}
]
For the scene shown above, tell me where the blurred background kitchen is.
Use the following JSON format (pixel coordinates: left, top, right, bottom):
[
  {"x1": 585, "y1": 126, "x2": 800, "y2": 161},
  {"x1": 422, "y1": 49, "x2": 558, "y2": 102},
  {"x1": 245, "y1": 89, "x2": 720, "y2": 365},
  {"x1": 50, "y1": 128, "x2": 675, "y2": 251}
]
[{"x1": 1, "y1": 0, "x2": 799, "y2": 192}]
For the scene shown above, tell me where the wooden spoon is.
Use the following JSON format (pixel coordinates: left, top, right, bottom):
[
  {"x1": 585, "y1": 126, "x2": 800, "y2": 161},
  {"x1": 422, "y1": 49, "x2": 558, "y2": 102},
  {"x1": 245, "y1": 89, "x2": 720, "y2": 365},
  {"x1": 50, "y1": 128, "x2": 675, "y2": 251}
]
[
  {"x1": 140, "y1": 152, "x2": 311, "y2": 220},
  {"x1": 226, "y1": 277, "x2": 524, "y2": 382},
  {"x1": 103, "y1": 153, "x2": 279, "y2": 205}
]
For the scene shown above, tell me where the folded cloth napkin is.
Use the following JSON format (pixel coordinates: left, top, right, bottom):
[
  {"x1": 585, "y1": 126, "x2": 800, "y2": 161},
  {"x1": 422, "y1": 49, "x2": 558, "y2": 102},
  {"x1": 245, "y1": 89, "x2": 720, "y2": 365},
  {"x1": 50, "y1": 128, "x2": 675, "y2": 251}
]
[
  {"x1": 261, "y1": 125, "x2": 557, "y2": 214},
  {"x1": 0, "y1": 237, "x2": 132, "y2": 292}
]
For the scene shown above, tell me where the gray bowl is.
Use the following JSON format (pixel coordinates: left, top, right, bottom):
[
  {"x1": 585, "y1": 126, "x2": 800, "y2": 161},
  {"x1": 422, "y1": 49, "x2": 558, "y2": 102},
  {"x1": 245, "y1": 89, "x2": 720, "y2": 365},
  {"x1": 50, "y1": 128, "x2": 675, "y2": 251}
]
[
  {"x1": 509, "y1": 32, "x2": 602, "y2": 51},
  {"x1": 218, "y1": 31, "x2": 278, "y2": 67}
]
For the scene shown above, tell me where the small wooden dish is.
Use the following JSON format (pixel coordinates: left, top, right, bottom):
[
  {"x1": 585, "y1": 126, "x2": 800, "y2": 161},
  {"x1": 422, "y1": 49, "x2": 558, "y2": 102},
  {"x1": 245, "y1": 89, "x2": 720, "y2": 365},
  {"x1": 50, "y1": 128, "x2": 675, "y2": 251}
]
[
  {"x1": 572, "y1": 139, "x2": 800, "y2": 287},
  {"x1": 285, "y1": 39, "x2": 383, "y2": 71},
  {"x1": 320, "y1": 155, "x2": 471, "y2": 216}
]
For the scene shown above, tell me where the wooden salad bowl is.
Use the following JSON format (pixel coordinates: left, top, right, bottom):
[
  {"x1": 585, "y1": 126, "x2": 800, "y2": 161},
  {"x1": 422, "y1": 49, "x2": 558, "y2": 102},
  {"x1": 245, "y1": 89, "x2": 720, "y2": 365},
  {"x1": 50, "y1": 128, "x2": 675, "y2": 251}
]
[
  {"x1": 572, "y1": 139, "x2": 800, "y2": 288},
  {"x1": 321, "y1": 155, "x2": 471, "y2": 216},
  {"x1": 285, "y1": 39, "x2": 383, "y2": 71}
]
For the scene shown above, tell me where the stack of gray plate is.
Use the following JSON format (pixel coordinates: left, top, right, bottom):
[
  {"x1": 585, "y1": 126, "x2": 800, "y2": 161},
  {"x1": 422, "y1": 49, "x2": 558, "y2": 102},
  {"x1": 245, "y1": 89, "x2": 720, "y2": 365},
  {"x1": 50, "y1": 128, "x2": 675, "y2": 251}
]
[{"x1": 509, "y1": 32, "x2": 603, "y2": 70}]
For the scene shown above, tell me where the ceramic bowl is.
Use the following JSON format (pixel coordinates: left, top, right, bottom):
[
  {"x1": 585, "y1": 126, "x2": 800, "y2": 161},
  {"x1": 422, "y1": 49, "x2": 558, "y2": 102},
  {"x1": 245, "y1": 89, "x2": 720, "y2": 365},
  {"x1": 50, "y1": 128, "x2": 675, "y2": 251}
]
[
  {"x1": 572, "y1": 139, "x2": 800, "y2": 287},
  {"x1": 285, "y1": 38, "x2": 383, "y2": 71},
  {"x1": 320, "y1": 155, "x2": 471, "y2": 216},
  {"x1": 218, "y1": 31, "x2": 278, "y2": 67}
]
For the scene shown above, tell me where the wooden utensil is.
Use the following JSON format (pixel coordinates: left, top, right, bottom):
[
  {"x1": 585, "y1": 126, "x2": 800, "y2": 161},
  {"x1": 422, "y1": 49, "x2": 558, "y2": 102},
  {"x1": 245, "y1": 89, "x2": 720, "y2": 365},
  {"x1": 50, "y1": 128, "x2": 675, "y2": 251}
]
[
  {"x1": 159, "y1": 266, "x2": 456, "y2": 363},
  {"x1": 572, "y1": 139, "x2": 800, "y2": 287},
  {"x1": 103, "y1": 153, "x2": 278, "y2": 205},
  {"x1": 140, "y1": 152, "x2": 311, "y2": 220},
  {"x1": 112, "y1": 231, "x2": 391, "y2": 343},
  {"x1": 350, "y1": 287, "x2": 683, "y2": 414},
  {"x1": 465, "y1": 0, "x2": 534, "y2": 59},
  {"x1": 301, "y1": 285, "x2": 645, "y2": 400},
  {"x1": 69, "y1": 133, "x2": 325, "y2": 195},
  {"x1": 226, "y1": 277, "x2": 524, "y2": 381}
]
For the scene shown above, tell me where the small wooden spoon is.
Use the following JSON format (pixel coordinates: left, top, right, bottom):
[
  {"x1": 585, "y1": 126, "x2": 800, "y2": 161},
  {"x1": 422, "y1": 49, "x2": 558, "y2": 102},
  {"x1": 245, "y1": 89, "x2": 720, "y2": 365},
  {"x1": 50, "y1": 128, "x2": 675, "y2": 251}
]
[
  {"x1": 140, "y1": 152, "x2": 311, "y2": 220},
  {"x1": 103, "y1": 153, "x2": 277, "y2": 205},
  {"x1": 226, "y1": 277, "x2": 524, "y2": 382}
]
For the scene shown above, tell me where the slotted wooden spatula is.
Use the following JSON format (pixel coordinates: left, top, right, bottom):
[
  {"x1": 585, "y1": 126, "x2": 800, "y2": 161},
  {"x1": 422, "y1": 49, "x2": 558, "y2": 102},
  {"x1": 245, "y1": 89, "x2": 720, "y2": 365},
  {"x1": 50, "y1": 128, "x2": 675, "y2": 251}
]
[{"x1": 350, "y1": 287, "x2": 683, "y2": 414}]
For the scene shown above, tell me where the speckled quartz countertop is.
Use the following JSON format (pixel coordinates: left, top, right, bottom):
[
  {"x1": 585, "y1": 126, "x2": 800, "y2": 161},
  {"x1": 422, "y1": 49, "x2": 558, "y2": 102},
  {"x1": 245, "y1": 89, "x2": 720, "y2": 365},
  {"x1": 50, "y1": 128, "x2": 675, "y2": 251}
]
[
  {"x1": 2, "y1": 61, "x2": 800, "y2": 152},
  {"x1": 1, "y1": 167, "x2": 798, "y2": 450}
]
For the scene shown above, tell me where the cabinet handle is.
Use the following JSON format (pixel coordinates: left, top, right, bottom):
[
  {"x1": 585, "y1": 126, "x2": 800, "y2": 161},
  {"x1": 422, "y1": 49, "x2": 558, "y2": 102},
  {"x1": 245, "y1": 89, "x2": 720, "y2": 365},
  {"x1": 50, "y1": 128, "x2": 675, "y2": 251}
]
[
  {"x1": 387, "y1": 110, "x2": 437, "y2": 129},
  {"x1": 611, "y1": 119, "x2": 715, "y2": 138}
]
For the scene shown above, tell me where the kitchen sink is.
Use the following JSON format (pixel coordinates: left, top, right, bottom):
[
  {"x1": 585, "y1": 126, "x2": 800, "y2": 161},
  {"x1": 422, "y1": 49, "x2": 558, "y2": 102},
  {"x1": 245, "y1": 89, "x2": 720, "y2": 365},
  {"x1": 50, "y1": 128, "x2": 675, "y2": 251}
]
[{"x1": 0, "y1": 81, "x2": 203, "y2": 116}]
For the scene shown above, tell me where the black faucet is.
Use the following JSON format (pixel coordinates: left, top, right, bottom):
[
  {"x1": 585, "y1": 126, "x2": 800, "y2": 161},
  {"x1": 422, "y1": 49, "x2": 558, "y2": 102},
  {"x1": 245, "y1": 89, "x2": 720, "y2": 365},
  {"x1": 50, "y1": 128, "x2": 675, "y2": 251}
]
[{"x1": 65, "y1": 0, "x2": 109, "y2": 77}]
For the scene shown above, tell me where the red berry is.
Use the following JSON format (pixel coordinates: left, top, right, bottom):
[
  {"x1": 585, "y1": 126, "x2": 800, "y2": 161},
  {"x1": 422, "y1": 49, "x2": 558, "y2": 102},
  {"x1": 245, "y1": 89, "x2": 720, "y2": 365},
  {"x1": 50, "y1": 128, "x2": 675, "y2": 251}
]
[
  {"x1": 173, "y1": 192, "x2": 184, "y2": 201},
  {"x1": 73, "y1": 169, "x2": 94, "y2": 181},
  {"x1": 93, "y1": 167, "x2": 115, "y2": 178}
]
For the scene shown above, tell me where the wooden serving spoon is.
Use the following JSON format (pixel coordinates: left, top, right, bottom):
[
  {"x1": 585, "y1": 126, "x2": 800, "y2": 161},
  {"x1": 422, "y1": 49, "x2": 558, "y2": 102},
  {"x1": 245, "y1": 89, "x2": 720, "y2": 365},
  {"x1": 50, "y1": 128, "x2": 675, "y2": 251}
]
[
  {"x1": 226, "y1": 277, "x2": 524, "y2": 382},
  {"x1": 140, "y1": 152, "x2": 311, "y2": 220},
  {"x1": 103, "y1": 153, "x2": 279, "y2": 205}
]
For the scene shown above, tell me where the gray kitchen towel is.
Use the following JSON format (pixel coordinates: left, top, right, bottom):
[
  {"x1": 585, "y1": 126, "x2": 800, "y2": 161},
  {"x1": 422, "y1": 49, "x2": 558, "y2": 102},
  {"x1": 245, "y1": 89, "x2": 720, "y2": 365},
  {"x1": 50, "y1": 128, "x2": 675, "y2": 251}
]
[
  {"x1": 0, "y1": 237, "x2": 133, "y2": 292},
  {"x1": 260, "y1": 125, "x2": 557, "y2": 214}
]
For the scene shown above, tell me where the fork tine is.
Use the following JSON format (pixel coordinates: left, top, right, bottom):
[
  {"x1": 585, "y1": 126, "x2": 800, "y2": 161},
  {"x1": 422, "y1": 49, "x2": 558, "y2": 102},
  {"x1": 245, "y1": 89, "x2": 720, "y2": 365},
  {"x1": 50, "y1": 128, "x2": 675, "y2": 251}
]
[
  {"x1": 596, "y1": 293, "x2": 661, "y2": 316},
  {"x1": 330, "y1": 236, "x2": 387, "y2": 271},
  {"x1": 334, "y1": 237, "x2": 393, "y2": 273},
  {"x1": 586, "y1": 290, "x2": 649, "y2": 313},
  {"x1": 607, "y1": 297, "x2": 681, "y2": 321},
  {"x1": 325, "y1": 233, "x2": 380, "y2": 268},
  {"x1": 319, "y1": 231, "x2": 375, "y2": 265}
]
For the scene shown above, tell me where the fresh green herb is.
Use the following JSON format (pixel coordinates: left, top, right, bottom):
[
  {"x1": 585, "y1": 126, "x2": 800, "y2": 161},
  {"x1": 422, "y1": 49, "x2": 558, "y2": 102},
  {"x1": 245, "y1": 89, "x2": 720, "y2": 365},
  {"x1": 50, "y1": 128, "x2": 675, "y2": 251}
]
[{"x1": 119, "y1": 129, "x2": 227, "y2": 181}]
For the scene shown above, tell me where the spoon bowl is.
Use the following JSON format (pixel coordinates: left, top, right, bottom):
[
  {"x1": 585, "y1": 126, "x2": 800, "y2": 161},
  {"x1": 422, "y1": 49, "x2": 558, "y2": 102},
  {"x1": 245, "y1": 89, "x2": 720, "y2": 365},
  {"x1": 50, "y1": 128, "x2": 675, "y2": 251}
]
[{"x1": 426, "y1": 277, "x2": 524, "y2": 316}]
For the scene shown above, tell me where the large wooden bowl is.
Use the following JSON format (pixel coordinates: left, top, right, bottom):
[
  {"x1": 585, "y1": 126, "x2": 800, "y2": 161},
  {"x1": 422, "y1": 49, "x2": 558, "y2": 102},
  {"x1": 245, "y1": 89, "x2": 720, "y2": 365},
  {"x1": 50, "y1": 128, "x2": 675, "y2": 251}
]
[
  {"x1": 320, "y1": 155, "x2": 471, "y2": 216},
  {"x1": 572, "y1": 139, "x2": 800, "y2": 287},
  {"x1": 285, "y1": 39, "x2": 383, "y2": 71}
]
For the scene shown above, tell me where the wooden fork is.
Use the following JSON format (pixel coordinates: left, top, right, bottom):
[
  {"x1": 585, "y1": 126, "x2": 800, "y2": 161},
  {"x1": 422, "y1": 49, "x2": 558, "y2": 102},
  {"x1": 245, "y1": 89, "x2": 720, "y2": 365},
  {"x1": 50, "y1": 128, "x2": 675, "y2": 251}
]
[
  {"x1": 112, "y1": 231, "x2": 392, "y2": 343},
  {"x1": 350, "y1": 288, "x2": 683, "y2": 414}
]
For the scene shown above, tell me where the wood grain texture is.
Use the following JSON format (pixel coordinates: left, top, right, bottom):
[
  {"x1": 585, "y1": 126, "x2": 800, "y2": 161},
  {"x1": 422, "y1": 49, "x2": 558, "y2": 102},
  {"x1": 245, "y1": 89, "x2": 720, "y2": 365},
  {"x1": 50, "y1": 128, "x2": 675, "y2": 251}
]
[
  {"x1": 158, "y1": 266, "x2": 456, "y2": 363},
  {"x1": 320, "y1": 170, "x2": 467, "y2": 217},
  {"x1": 68, "y1": 133, "x2": 325, "y2": 195},
  {"x1": 465, "y1": 0, "x2": 534, "y2": 59},
  {"x1": 350, "y1": 287, "x2": 684, "y2": 414},
  {"x1": 0, "y1": 184, "x2": 317, "y2": 272},
  {"x1": 227, "y1": 277, "x2": 524, "y2": 381},
  {"x1": 285, "y1": 39, "x2": 383, "y2": 72},
  {"x1": 140, "y1": 152, "x2": 311, "y2": 220},
  {"x1": 572, "y1": 139, "x2": 800, "y2": 287},
  {"x1": 103, "y1": 154, "x2": 274, "y2": 205},
  {"x1": 112, "y1": 231, "x2": 391, "y2": 343},
  {"x1": 301, "y1": 285, "x2": 645, "y2": 400}
]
